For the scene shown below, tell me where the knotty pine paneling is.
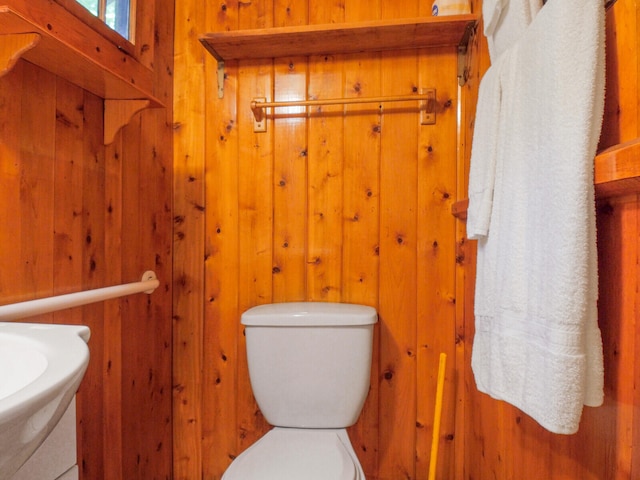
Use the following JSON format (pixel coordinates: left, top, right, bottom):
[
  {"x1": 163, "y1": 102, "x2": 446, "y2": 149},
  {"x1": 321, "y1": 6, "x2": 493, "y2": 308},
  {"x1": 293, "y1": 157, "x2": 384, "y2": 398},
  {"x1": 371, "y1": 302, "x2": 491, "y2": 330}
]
[
  {"x1": 342, "y1": 4, "x2": 383, "y2": 476},
  {"x1": 175, "y1": 0, "x2": 640, "y2": 479},
  {"x1": 0, "y1": 0, "x2": 174, "y2": 477},
  {"x1": 173, "y1": 1, "x2": 459, "y2": 479},
  {"x1": 599, "y1": 0, "x2": 639, "y2": 150}
]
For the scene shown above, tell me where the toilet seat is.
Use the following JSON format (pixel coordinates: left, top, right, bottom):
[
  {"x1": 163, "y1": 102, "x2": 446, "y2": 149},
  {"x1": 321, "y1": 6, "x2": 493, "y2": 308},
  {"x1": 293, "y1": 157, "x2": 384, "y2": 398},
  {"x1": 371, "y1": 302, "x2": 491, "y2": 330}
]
[{"x1": 222, "y1": 428, "x2": 362, "y2": 480}]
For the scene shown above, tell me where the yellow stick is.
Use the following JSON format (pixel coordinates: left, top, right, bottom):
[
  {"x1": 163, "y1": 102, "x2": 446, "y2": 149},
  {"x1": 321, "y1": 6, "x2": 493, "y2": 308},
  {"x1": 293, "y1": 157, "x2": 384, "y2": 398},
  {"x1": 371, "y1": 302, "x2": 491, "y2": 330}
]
[{"x1": 428, "y1": 352, "x2": 447, "y2": 480}]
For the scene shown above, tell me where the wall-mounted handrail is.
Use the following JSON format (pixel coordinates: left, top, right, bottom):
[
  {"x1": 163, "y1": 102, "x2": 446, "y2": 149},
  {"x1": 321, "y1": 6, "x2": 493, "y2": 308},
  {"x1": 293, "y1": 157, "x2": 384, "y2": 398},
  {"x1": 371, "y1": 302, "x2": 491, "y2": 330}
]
[
  {"x1": 251, "y1": 92, "x2": 436, "y2": 122},
  {"x1": 0, "y1": 271, "x2": 160, "y2": 321}
]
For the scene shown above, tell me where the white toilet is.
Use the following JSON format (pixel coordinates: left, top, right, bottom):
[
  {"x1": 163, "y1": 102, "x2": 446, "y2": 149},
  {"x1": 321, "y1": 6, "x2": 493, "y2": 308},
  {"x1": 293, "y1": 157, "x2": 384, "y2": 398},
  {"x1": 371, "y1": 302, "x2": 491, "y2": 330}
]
[{"x1": 222, "y1": 302, "x2": 378, "y2": 480}]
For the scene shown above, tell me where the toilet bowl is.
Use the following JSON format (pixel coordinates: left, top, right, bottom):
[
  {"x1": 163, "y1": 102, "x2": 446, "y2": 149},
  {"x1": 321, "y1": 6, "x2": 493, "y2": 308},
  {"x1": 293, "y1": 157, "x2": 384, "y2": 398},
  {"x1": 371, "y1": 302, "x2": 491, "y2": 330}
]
[
  {"x1": 221, "y1": 302, "x2": 377, "y2": 480},
  {"x1": 222, "y1": 428, "x2": 363, "y2": 480}
]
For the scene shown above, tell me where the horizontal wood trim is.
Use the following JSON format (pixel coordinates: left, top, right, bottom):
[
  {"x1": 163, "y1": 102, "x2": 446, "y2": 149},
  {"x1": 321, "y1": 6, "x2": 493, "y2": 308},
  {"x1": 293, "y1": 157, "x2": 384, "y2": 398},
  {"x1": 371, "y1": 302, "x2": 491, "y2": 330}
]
[
  {"x1": 594, "y1": 137, "x2": 640, "y2": 197},
  {"x1": 0, "y1": 4, "x2": 162, "y2": 106},
  {"x1": 200, "y1": 15, "x2": 478, "y2": 62},
  {"x1": 52, "y1": 0, "x2": 136, "y2": 56}
]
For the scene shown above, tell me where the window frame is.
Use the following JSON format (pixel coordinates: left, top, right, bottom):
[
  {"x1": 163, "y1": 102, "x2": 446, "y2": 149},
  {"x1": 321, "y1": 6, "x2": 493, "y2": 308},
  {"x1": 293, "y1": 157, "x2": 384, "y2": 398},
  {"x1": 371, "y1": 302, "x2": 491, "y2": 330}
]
[
  {"x1": 53, "y1": 0, "x2": 146, "y2": 66},
  {"x1": 91, "y1": 0, "x2": 137, "y2": 43}
]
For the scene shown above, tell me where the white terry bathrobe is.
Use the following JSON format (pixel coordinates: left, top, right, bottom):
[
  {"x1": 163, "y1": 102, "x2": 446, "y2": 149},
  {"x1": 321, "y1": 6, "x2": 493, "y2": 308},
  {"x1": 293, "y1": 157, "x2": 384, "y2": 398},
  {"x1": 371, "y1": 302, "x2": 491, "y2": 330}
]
[{"x1": 467, "y1": 0, "x2": 605, "y2": 434}]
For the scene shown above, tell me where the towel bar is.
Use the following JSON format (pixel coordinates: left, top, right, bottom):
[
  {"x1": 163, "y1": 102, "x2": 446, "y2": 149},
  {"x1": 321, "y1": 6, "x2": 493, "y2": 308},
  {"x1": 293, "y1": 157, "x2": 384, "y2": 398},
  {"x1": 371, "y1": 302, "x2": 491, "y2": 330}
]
[{"x1": 250, "y1": 90, "x2": 437, "y2": 131}]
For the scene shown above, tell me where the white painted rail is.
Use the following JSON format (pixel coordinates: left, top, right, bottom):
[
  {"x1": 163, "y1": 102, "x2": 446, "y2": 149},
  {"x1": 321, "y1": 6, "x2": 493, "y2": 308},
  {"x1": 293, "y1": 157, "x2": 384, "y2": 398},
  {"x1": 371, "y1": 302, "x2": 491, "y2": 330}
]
[{"x1": 0, "y1": 271, "x2": 159, "y2": 321}]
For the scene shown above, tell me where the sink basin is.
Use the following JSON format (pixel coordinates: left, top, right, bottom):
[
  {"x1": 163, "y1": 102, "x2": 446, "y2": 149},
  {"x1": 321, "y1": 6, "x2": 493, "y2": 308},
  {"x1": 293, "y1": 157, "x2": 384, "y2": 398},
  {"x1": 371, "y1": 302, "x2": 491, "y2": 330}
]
[{"x1": 0, "y1": 322, "x2": 90, "y2": 478}]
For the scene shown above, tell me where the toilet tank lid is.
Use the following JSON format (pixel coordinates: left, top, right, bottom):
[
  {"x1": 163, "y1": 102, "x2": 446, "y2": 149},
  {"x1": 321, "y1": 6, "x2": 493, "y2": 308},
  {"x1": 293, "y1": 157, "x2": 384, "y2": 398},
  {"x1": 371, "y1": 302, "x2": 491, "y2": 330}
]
[{"x1": 241, "y1": 302, "x2": 378, "y2": 326}]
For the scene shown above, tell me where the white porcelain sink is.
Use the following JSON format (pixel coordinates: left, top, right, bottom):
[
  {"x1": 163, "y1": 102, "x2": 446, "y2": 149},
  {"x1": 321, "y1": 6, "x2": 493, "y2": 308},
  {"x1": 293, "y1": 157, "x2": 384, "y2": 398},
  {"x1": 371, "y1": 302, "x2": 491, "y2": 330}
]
[{"x1": 0, "y1": 322, "x2": 90, "y2": 478}]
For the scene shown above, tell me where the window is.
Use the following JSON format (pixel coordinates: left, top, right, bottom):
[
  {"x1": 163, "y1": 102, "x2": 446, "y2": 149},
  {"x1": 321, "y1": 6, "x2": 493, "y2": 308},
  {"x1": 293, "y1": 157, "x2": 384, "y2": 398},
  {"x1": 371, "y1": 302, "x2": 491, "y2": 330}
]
[{"x1": 75, "y1": 0, "x2": 134, "y2": 41}]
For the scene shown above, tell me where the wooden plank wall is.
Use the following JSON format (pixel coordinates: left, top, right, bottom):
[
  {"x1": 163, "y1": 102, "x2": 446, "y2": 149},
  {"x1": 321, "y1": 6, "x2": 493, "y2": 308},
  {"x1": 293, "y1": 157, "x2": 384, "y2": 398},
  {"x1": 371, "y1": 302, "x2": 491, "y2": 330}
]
[
  {"x1": 174, "y1": 1, "x2": 640, "y2": 479},
  {"x1": 172, "y1": 0, "x2": 461, "y2": 479},
  {"x1": 0, "y1": 0, "x2": 175, "y2": 478},
  {"x1": 461, "y1": 1, "x2": 640, "y2": 479}
]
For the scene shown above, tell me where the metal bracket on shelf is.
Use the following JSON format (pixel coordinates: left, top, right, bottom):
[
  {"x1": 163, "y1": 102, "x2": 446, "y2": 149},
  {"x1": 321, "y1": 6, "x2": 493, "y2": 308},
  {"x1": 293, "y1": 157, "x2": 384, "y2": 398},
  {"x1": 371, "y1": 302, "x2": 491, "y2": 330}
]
[
  {"x1": 457, "y1": 22, "x2": 476, "y2": 87},
  {"x1": 217, "y1": 61, "x2": 225, "y2": 98}
]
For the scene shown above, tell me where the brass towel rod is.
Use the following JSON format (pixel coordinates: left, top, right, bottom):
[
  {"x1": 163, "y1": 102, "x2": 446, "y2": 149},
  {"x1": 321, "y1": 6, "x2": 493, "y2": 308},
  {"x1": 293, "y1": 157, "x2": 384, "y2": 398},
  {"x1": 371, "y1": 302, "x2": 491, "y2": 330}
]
[{"x1": 251, "y1": 92, "x2": 436, "y2": 123}]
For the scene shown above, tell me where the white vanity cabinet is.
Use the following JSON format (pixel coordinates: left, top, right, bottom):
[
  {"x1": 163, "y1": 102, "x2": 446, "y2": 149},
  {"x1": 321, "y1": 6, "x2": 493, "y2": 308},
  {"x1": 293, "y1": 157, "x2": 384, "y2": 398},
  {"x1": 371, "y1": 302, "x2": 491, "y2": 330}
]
[{"x1": 11, "y1": 397, "x2": 79, "y2": 480}]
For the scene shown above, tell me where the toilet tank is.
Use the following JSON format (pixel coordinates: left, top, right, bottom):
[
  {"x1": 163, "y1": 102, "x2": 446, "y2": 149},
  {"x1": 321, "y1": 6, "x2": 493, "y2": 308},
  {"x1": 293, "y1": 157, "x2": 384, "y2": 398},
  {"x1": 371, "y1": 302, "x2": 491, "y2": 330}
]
[{"x1": 241, "y1": 302, "x2": 378, "y2": 429}]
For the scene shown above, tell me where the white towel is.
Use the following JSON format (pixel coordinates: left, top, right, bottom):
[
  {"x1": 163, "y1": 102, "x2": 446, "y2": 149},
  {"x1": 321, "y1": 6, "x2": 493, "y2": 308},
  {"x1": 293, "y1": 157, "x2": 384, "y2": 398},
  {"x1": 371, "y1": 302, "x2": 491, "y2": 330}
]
[
  {"x1": 483, "y1": 0, "x2": 544, "y2": 61},
  {"x1": 469, "y1": 0, "x2": 605, "y2": 434}
]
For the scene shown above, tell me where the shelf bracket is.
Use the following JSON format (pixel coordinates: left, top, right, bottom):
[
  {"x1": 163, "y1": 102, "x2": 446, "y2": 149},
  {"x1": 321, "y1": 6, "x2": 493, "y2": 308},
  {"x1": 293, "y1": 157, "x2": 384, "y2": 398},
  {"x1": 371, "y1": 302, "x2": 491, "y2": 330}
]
[
  {"x1": 217, "y1": 61, "x2": 225, "y2": 98},
  {"x1": 0, "y1": 33, "x2": 40, "y2": 78},
  {"x1": 104, "y1": 99, "x2": 151, "y2": 145},
  {"x1": 457, "y1": 22, "x2": 476, "y2": 87}
]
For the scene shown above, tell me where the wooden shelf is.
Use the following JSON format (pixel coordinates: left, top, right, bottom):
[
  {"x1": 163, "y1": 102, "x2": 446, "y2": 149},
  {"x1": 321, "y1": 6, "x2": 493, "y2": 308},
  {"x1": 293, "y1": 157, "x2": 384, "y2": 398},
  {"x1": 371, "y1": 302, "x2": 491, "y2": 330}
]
[
  {"x1": 594, "y1": 138, "x2": 640, "y2": 198},
  {"x1": 0, "y1": 4, "x2": 163, "y2": 144},
  {"x1": 200, "y1": 15, "x2": 478, "y2": 62},
  {"x1": 451, "y1": 199, "x2": 469, "y2": 220},
  {"x1": 452, "y1": 138, "x2": 640, "y2": 219},
  {"x1": 201, "y1": 15, "x2": 478, "y2": 97}
]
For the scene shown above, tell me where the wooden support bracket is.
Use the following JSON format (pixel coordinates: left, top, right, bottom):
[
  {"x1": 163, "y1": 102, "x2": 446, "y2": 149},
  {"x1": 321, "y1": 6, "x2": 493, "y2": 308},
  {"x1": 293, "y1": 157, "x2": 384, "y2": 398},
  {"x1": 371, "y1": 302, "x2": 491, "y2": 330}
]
[
  {"x1": 104, "y1": 99, "x2": 151, "y2": 145},
  {"x1": 0, "y1": 32, "x2": 40, "y2": 77}
]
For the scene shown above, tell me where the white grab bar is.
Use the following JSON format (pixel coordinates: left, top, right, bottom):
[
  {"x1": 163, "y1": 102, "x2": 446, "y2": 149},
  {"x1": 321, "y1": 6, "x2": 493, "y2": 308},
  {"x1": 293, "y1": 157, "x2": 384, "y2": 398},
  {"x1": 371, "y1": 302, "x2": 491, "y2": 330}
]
[{"x1": 0, "y1": 271, "x2": 160, "y2": 321}]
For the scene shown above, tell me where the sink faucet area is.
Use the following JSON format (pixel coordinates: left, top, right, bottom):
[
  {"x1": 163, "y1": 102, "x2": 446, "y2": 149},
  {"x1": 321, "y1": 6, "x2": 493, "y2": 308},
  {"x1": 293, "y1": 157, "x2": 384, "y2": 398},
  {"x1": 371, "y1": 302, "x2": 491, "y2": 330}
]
[{"x1": 0, "y1": 322, "x2": 90, "y2": 478}]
